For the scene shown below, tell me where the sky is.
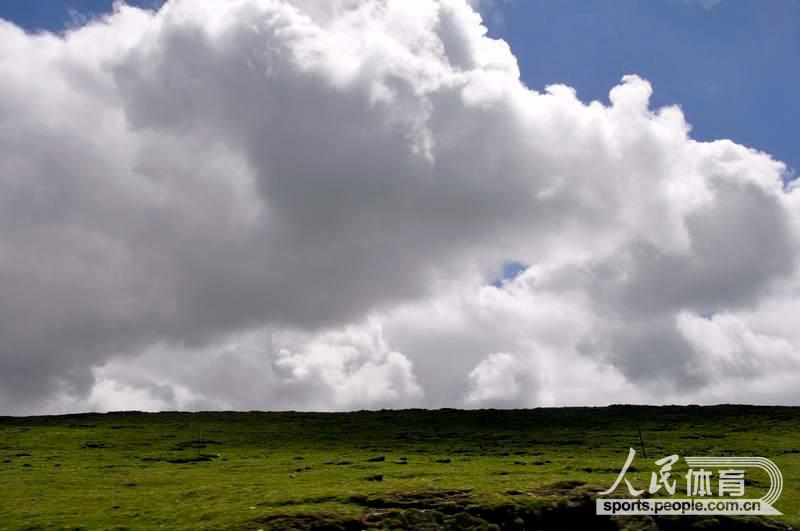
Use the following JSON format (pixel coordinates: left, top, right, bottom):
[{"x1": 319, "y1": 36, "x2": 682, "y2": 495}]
[
  {"x1": 0, "y1": 0, "x2": 799, "y2": 414},
  {"x1": 487, "y1": 0, "x2": 800, "y2": 181},
  {"x1": 4, "y1": 0, "x2": 798, "y2": 177}
]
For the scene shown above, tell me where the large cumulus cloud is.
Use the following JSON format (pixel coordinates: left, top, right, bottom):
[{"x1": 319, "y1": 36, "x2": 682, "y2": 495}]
[{"x1": 0, "y1": 0, "x2": 797, "y2": 414}]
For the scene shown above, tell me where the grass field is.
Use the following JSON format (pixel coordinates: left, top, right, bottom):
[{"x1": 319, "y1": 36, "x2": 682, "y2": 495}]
[{"x1": 1, "y1": 405, "x2": 798, "y2": 530}]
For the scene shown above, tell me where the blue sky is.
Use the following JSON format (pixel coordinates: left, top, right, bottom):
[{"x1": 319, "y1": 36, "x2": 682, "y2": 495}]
[
  {"x1": 0, "y1": 0, "x2": 165, "y2": 31},
  {"x1": 484, "y1": 0, "x2": 799, "y2": 181},
  {"x1": 2, "y1": 0, "x2": 797, "y2": 176}
]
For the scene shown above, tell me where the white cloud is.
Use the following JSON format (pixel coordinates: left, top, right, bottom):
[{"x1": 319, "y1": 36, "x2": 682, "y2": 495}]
[
  {"x1": 0, "y1": 0, "x2": 798, "y2": 413},
  {"x1": 466, "y1": 352, "x2": 526, "y2": 404},
  {"x1": 272, "y1": 322, "x2": 424, "y2": 409},
  {"x1": 697, "y1": 0, "x2": 724, "y2": 10}
]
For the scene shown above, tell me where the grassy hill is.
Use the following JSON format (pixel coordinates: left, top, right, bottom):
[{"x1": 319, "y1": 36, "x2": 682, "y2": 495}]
[{"x1": 1, "y1": 406, "x2": 798, "y2": 529}]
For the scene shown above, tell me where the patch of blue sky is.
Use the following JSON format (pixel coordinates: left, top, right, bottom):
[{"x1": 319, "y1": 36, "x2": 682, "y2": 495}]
[
  {"x1": 479, "y1": 0, "x2": 799, "y2": 179},
  {"x1": 492, "y1": 260, "x2": 528, "y2": 287}
]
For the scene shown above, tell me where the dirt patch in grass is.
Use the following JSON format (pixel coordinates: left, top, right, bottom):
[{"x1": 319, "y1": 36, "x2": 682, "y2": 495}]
[
  {"x1": 171, "y1": 439, "x2": 222, "y2": 451},
  {"x1": 252, "y1": 513, "x2": 362, "y2": 531},
  {"x1": 141, "y1": 454, "x2": 219, "y2": 464},
  {"x1": 246, "y1": 484, "x2": 792, "y2": 531},
  {"x1": 167, "y1": 454, "x2": 218, "y2": 464}
]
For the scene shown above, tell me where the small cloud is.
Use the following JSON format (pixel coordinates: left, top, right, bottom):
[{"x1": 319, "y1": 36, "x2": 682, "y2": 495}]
[
  {"x1": 783, "y1": 167, "x2": 798, "y2": 189},
  {"x1": 466, "y1": 353, "x2": 523, "y2": 404},
  {"x1": 467, "y1": 0, "x2": 514, "y2": 28},
  {"x1": 66, "y1": 8, "x2": 89, "y2": 29},
  {"x1": 684, "y1": 0, "x2": 724, "y2": 10}
]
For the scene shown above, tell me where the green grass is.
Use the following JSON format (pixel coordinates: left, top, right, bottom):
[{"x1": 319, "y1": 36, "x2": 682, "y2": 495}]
[{"x1": 1, "y1": 406, "x2": 798, "y2": 529}]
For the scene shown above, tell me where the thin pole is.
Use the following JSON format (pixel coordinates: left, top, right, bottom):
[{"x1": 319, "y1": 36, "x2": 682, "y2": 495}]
[{"x1": 638, "y1": 427, "x2": 647, "y2": 459}]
